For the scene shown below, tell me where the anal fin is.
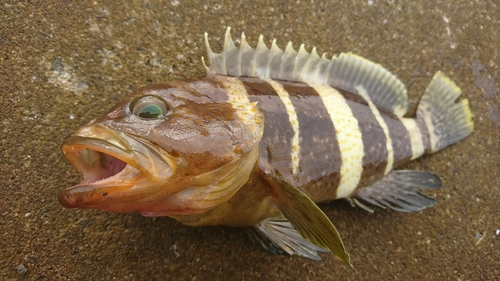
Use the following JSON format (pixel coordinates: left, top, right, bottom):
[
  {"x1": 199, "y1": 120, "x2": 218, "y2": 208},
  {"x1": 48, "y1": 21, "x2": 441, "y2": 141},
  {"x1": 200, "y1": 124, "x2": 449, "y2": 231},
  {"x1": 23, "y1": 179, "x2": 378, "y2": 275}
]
[{"x1": 353, "y1": 170, "x2": 442, "y2": 213}]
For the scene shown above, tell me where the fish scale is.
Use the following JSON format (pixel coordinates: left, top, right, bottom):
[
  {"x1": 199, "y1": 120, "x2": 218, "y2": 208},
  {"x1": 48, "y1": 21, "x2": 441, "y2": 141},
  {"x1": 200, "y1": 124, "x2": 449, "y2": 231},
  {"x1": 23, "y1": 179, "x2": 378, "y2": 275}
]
[
  {"x1": 213, "y1": 75, "x2": 413, "y2": 202},
  {"x1": 59, "y1": 27, "x2": 474, "y2": 263}
]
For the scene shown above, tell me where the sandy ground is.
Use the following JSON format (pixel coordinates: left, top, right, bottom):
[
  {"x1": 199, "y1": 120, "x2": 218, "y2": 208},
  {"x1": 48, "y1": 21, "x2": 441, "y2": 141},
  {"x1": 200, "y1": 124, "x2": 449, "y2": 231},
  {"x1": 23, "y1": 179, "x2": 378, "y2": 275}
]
[{"x1": 1, "y1": 1, "x2": 499, "y2": 280}]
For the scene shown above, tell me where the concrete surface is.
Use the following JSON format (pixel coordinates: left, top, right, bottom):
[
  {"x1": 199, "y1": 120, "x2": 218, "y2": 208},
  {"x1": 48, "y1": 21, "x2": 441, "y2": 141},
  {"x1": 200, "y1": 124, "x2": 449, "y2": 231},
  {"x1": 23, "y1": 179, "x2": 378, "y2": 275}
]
[{"x1": 1, "y1": 0, "x2": 499, "y2": 280}]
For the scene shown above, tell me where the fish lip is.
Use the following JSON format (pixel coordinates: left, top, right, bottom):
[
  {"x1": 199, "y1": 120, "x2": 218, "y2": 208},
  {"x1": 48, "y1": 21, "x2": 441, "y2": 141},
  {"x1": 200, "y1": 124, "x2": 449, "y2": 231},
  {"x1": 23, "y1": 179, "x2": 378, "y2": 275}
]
[{"x1": 59, "y1": 125, "x2": 175, "y2": 208}]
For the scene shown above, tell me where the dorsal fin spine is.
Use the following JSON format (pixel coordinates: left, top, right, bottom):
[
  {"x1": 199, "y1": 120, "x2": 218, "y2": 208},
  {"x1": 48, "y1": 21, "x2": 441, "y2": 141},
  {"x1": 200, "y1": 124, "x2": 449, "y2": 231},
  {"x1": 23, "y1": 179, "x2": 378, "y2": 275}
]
[
  {"x1": 281, "y1": 42, "x2": 296, "y2": 81},
  {"x1": 203, "y1": 32, "x2": 214, "y2": 74},
  {"x1": 293, "y1": 44, "x2": 308, "y2": 81},
  {"x1": 240, "y1": 33, "x2": 254, "y2": 76},
  {"x1": 313, "y1": 53, "x2": 327, "y2": 85},
  {"x1": 222, "y1": 27, "x2": 235, "y2": 75},
  {"x1": 254, "y1": 35, "x2": 269, "y2": 79},
  {"x1": 269, "y1": 39, "x2": 282, "y2": 80},
  {"x1": 299, "y1": 45, "x2": 314, "y2": 81},
  {"x1": 204, "y1": 27, "x2": 409, "y2": 116}
]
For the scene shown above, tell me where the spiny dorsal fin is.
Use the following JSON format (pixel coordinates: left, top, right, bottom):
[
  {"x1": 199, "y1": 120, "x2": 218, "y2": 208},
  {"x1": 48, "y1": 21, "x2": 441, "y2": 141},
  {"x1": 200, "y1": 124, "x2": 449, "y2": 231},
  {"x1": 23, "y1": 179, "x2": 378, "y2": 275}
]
[{"x1": 202, "y1": 27, "x2": 409, "y2": 116}]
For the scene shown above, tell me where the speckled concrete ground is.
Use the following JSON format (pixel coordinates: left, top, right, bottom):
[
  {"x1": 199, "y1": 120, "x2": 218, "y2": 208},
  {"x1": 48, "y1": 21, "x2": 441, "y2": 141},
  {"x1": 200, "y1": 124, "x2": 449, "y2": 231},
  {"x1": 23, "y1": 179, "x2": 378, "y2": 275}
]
[{"x1": 1, "y1": 1, "x2": 499, "y2": 280}]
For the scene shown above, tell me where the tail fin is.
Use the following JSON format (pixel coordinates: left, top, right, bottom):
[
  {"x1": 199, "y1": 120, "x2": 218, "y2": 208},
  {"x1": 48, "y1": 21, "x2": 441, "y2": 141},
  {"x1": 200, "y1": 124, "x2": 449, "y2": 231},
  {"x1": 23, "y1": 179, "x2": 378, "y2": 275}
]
[{"x1": 417, "y1": 71, "x2": 474, "y2": 153}]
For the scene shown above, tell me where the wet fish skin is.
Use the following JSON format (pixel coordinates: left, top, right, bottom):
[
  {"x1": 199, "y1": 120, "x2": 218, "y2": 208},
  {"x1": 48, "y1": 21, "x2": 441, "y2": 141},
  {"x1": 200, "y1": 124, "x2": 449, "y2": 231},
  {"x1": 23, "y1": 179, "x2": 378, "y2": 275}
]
[{"x1": 59, "y1": 27, "x2": 473, "y2": 262}]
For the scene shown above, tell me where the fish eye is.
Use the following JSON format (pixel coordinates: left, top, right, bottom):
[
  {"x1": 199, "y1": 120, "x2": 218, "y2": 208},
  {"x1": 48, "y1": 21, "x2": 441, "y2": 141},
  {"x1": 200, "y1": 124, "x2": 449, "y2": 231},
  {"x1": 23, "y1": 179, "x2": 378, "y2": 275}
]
[{"x1": 130, "y1": 95, "x2": 170, "y2": 119}]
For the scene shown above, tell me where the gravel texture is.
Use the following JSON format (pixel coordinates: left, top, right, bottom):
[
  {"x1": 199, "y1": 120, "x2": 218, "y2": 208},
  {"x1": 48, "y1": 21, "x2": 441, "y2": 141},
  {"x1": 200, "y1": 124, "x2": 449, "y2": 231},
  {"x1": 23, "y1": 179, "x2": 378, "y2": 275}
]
[{"x1": 1, "y1": 1, "x2": 499, "y2": 280}]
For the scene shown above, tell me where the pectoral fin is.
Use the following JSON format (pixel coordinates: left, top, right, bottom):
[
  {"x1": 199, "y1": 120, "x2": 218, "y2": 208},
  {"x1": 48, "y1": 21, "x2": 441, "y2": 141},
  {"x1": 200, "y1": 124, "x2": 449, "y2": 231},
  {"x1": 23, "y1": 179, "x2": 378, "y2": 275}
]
[{"x1": 260, "y1": 173, "x2": 351, "y2": 265}]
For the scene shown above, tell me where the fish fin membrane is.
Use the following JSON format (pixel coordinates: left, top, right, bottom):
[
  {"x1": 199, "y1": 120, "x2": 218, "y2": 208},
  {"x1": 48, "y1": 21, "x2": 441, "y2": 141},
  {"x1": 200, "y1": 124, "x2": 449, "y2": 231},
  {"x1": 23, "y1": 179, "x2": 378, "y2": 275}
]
[
  {"x1": 203, "y1": 27, "x2": 409, "y2": 116},
  {"x1": 248, "y1": 216, "x2": 329, "y2": 261},
  {"x1": 260, "y1": 174, "x2": 351, "y2": 264},
  {"x1": 417, "y1": 71, "x2": 474, "y2": 153},
  {"x1": 353, "y1": 170, "x2": 442, "y2": 213}
]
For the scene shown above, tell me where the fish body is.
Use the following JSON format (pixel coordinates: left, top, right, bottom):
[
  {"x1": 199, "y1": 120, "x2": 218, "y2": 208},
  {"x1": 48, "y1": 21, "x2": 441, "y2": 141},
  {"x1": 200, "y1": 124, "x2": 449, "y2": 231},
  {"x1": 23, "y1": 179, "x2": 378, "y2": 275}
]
[{"x1": 59, "y1": 28, "x2": 474, "y2": 262}]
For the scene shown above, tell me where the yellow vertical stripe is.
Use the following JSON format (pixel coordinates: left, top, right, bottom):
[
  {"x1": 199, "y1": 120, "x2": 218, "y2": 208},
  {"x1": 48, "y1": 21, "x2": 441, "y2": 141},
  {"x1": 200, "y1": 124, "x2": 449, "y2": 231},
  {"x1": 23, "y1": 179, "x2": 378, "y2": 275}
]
[
  {"x1": 356, "y1": 85, "x2": 394, "y2": 175},
  {"x1": 401, "y1": 118, "x2": 425, "y2": 160},
  {"x1": 212, "y1": 76, "x2": 264, "y2": 152},
  {"x1": 311, "y1": 84, "x2": 364, "y2": 199},
  {"x1": 266, "y1": 80, "x2": 301, "y2": 174},
  {"x1": 216, "y1": 76, "x2": 251, "y2": 105}
]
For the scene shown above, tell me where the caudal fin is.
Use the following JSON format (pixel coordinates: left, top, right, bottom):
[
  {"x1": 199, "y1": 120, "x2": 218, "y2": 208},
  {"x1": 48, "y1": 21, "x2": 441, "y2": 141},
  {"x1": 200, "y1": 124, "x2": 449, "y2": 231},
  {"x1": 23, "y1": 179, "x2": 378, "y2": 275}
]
[{"x1": 417, "y1": 71, "x2": 474, "y2": 153}]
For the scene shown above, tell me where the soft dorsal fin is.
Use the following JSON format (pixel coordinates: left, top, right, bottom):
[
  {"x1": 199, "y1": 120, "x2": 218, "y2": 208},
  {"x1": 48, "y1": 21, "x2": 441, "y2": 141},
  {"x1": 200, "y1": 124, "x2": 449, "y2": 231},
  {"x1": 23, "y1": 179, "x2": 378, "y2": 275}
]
[{"x1": 202, "y1": 27, "x2": 409, "y2": 116}]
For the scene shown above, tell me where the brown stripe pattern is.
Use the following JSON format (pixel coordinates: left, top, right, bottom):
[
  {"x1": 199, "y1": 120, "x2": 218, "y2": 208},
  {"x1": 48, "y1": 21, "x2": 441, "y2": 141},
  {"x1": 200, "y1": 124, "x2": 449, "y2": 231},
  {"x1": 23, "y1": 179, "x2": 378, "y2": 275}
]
[
  {"x1": 208, "y1": 75, "x2": 419, "y2": 202},
  {"x1": 280, "y1": 81, "x2": 342, "y2": 200},
  {"x1": 339, "y1": 90, "x2": 389, "y2": 188},
  {"x1": 381, "y1": 114, "x2": 412, "y2": 168},
  {"x1": 239, "y1": 77, "x2": 295, "y2": 178}
]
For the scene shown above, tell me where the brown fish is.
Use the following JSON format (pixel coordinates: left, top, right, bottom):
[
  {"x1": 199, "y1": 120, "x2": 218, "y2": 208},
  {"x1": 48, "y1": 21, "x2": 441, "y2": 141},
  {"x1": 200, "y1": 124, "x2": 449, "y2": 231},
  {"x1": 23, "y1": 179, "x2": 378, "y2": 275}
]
[{"x1": 59, "y1": 27, "x2": 474, "y2": 263}]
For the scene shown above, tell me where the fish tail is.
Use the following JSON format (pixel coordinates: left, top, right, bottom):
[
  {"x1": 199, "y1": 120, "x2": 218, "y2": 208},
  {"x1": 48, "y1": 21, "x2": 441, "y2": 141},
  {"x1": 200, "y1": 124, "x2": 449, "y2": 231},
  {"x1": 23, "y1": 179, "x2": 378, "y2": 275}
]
[{"x1": 417, "y1": 71, "x2": 474, "y2": 154}]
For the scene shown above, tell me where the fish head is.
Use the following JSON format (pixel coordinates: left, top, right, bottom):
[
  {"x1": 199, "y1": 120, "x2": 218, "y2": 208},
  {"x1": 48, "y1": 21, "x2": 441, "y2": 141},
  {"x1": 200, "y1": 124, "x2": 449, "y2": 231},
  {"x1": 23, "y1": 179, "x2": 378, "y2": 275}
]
[{"x1": 59, "y1": 80, "x2": 263, "y2": 216}]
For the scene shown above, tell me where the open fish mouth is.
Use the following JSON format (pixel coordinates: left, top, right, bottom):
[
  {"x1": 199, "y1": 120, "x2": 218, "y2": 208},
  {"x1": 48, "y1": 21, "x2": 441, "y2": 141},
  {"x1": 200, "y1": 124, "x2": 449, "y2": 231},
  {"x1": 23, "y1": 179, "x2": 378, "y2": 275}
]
[{"x1": 59, "y1": 125, "x2": 175, "y2": 209}]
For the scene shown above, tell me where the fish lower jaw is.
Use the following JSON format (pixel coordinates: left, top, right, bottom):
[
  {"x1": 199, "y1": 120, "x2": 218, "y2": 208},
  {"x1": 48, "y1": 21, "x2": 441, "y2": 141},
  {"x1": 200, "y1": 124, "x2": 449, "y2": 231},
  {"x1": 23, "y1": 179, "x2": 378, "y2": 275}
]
[{"x1": 58, "y1": 164, "x2": 148, "y2": 209}]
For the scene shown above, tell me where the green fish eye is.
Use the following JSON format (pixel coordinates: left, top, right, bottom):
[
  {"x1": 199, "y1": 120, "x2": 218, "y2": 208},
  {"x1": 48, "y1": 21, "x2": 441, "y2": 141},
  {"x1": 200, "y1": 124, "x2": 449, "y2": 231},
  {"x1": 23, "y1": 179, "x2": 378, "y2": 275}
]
[
  {"x1": 130, "y1": 95, "x2": 170, "y2": 119},
  {"x1": 138, "y1": 104, "x2": 162, "y2": 118}
]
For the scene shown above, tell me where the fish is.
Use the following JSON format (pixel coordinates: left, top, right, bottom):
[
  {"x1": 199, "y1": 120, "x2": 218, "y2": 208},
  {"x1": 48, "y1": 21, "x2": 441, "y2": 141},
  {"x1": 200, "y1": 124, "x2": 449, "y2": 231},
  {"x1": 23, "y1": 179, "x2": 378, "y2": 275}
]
[{"x1": 58, "y1": 27, "x2": 474, "y2": 263}]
